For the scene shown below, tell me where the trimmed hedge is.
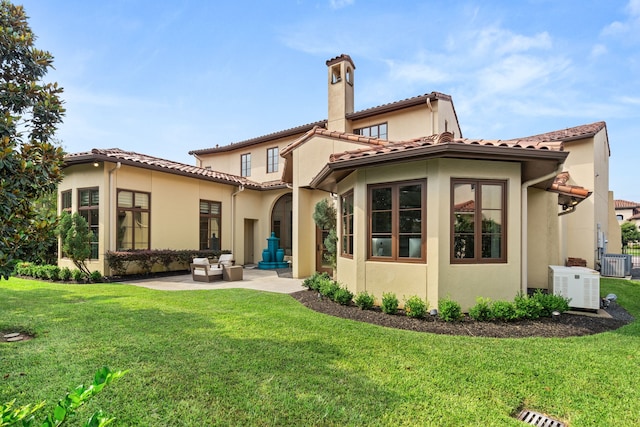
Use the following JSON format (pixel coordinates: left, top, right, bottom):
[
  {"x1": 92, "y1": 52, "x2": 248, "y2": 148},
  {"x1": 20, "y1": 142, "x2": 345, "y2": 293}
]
[{"x1": 105, "y1": 249, "x2": 230, "y2": 276}]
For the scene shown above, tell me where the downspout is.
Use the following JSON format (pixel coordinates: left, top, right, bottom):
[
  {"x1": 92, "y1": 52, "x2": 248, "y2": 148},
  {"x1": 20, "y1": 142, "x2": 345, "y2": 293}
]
[
  {"x1": 521, "y1": 163, "x2": 563, "y2": 294},
  {"x1": 230, "y1": 185, "x2": 245, "y2": 255},
  {"x1": 426, "y1": 97, "x2": 434, "y2": 135},
  {"x1": 193, "y1": 153, "x2": 204, "y2": 168},
  {"x1": 108, "y1": 162, "x2": 122, "y2": 252}
]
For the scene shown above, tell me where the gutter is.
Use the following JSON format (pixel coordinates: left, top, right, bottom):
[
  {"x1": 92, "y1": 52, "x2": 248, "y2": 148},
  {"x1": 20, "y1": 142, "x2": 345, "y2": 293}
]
[
  {"x1": 520, "y1": 164, "x2": 563, "y2": 294},
  {"x1": 230, "y1": 185, "x2": 245, "y2": 255}
]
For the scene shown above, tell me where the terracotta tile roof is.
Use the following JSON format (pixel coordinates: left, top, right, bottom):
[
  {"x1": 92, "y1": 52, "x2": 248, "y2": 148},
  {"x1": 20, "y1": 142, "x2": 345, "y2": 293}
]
[
  {"x1": 454, "y1": 200, "x2": 475, "y2": 212},
  {"x1": 505, "y1": 122, "x2": 607, "y2": 145},
  {"x1": 615, "y1": 199, "x2": 640, "y2": 209},
  {"x1": 189, "y1": 120, "x2": 327, "y2": 155},
  {"x1": 327, "y1": 131, "x2": 564, "y2": 163},
  {"x1": 345, "y1": 92, "x2": 454, "y2": 121},
  {"x1": 549, "y1": 172, "x2": 591, "y2": 199},
  {"x1": 281, "y1": 125, "x2": 388, "y2": 157},
  {"x1": 64, "y1": 148, "x2": 266, "y2": 190},
  {"x1": 326, "y1": 53, "x2": 355, "y2": 69}
]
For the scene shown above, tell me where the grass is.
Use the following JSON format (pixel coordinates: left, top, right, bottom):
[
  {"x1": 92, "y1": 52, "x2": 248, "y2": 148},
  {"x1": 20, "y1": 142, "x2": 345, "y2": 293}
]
[{"x1": 1, "y1": 278, "x2": 639, "y2": 426}]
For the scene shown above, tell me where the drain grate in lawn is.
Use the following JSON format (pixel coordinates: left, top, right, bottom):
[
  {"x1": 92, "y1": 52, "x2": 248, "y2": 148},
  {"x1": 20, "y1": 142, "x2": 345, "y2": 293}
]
[{"x1": 516, "y1": 409, "x2": 565, "y2": 427}]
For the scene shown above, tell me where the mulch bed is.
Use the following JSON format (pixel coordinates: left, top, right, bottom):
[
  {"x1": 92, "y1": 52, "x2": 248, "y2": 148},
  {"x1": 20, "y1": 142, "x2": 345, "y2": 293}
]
[{"x1": 290, "y1": 290, "x2": 634, "y2": 338}]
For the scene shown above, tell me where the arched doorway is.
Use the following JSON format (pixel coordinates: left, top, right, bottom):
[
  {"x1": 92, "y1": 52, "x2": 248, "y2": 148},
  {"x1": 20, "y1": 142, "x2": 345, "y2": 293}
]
[{"x1": 271, "y1": 193, "x2": 292, "y2": 255}]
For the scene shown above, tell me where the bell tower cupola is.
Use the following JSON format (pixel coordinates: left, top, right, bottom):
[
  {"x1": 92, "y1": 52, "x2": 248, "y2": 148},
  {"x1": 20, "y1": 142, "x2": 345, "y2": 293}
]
[{"x1": 326, "y1": 54, "x2": 355, "y2": 132}]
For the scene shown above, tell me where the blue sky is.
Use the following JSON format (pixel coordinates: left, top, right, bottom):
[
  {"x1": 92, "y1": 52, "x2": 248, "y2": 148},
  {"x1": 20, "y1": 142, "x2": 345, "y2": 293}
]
[{"x1": 19, "y1": 0, "x2": 640, "y2": 201}]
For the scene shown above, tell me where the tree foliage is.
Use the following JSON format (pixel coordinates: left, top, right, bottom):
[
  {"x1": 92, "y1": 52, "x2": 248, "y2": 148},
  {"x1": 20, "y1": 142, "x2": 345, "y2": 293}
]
[
  {"x1": 57, "y1": 212, "x2": 92, "y2": 276},
  {"x1": 0, "y1": 1, "x2": 65, "y2": 279},
  {"x1": 621, "y1": 221, "x2": 640, "y2": 247},
  {"x1": 312, "y1": 198, "x2": 337, "y2": 269}
]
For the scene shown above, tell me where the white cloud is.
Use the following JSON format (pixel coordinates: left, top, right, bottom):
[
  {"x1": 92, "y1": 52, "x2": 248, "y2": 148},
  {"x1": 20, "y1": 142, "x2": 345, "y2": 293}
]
[
  {"x1": 590, "y1": 43, "x2": 608, "y2": 58},
  {"x1": 601, "y1": 0, "x2": 640, "y2": 40},
  {"x1": 385, "y1": 59, "x2": 451, "y2": 85},
  {"x1": 469, "y1": 27, "x2": 552, "y2": 57}
]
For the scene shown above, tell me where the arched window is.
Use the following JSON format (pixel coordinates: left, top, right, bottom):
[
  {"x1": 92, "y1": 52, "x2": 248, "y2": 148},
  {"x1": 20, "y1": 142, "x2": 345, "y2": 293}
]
[{"x1": 271, "y1": 193, "x2": 292, "y2": 255}]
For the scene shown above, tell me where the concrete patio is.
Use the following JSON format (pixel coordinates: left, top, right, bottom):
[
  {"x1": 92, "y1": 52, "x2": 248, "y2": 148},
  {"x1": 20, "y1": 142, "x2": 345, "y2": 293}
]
[{"x1": 120, "y1": 267, "x2": 304, "y2": 294}]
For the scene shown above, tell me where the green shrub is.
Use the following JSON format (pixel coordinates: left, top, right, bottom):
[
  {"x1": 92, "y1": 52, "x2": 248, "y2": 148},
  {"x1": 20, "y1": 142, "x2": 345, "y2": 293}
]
[
  {"x1": 333, "y1": 287, "x2": 354, "y2": 305},
  {"x1": 438, "y1": 297, "x2": 462, "y2": 322},
  {"x1": 514, "y1": 292, "x2": 543, "y2": 320},
  {"x1": 71, "y1": 268, "x2": 86, "y2": 282},
  {"x1": 491, "y1": 300, "x2": 517, "y2": 321},
  {"x1": 14, "y1": 261, "x2": 32, "y2": 277},
  {"x1": 90, "y1": 270, "x2": 103, "y2": 283},
  {"x1": 404, "y1": 295, "x2": 428, "y2": 319},
  {"x1": 59, "y1": 267, "x2": 72, "y2": 281},
  {"x1": 530, "y1": 289, "x2": 571, "y2": 316},
  {"x1": 381, "y1": 292, "x2": 399, "y2": 315},
  {"x1": 469, "y1": 297, "x2": 493, "y2": 321},
  {"x1": 44, "y1": 265, "x2": 60, "y2": 281},
  {"x1": 32, "y1": 265, "x2": 46, "y2": 279},
  {"x1": 354, "y1": 291, "x2": 375, "y2": 310},
  {"x1": 319, "y1": 279, "x2": 340, "y2": 300},
  {"x1": 302, "y1": 271, "x2": 331, "y2": 291}
]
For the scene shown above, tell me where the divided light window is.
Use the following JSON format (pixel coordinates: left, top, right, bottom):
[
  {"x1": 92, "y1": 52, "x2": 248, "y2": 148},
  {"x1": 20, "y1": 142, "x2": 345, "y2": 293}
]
[
  {"x1": 451, "y1": 179, "x2": 506, "y2": 263},
  {"x1": 341, "y1": 191, "x2": 354, "y2": 257},
  {"x1": 354, "y1": 123, "x2": 387, "y2": 140},
  {"x1": 267, "y1": 147, "x2": 278, "y2": 173},
  {"x1": 117, "y1": 190, "x2": 150, "y2": 251},
  {"x1": 61, "y1": 190, "x2": 72, "y2": 213},
  {"x1": 78, "y1": 188, "x2": 99, "y2": 259},
  {"x1": 241, "y1": 153, "x2": 251, "y2": 177},
  {"x1": 368, "y1": 180, "x2": 425, "y2": 262},
  {"x1": 200, "y1": 200, "x2": 221, "y2": 251}
]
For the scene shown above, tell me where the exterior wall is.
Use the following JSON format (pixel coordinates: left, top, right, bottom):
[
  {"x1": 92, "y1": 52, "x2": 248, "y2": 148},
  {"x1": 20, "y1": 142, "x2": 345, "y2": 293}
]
[
  {"x1": 607, "y1": 191, "x2": 622, "y2": 254},
  {"x1": 336, "y1": 157, "x2": 521, "y2": 311},
  {"x1": 527, "y1": 188, "x2": 561, "y2": 288},
  {"x1": 195, "y1": 134, "x2": 301, "y2": 184},
  {"x1": 58, "y1": 164, "x2": 109, "y2": 273},
  {"x1": 350, "y1": 100, "x2": 461, "y2": 143},
  {"x1": 562, "y1": 130, "x2": 611, "y2": 268}
]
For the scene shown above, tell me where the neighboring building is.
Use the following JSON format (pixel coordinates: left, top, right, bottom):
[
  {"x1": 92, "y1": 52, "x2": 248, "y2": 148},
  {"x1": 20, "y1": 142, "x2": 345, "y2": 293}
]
[
  {"x1": 615, "y1": 199, "x2": 640, "y2": 224},
  {"x1": 59, "y1": 54, "x2": 620, "y2": 310}
]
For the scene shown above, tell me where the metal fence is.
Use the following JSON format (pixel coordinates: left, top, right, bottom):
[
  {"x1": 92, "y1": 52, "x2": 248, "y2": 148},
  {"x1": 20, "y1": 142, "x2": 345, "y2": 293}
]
[{"x1": 622, "y1": 246, "x2": 640, "y2": 268}]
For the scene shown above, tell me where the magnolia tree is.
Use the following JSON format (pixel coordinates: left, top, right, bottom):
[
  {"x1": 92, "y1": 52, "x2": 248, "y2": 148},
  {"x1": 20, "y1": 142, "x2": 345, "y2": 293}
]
[{"x1": 0, "y1": 1, "x2": 65, "y2": 279}]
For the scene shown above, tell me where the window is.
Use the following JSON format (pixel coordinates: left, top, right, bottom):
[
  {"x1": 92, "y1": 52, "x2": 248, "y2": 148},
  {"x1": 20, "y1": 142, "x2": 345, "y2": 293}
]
[
  {"x1": 368, "y1": 180, "x2": 425, "y2": 261},
  {"x1": 78, "y1": 188, "x2": 99, "y2": 259},
  {"x1": 117, "y1": 190, "x2": 150, "y2": 251},
  {"x1": 241, "y1": 153, "x2": 251, "y2": 177},
  {"x1": 616, "y1": 214, "x2": 624, "y2": 220},
  {"x1": 451, "y1": 179, "x2": 506, "y2": 263},
  {"x1": 341, "y1": 191, "x2": 354, "y2": 257},
  {"x1": 199, "y1": 200, "x2": 221, "y2": 251},
  {"x1": 267, "y1": 147, "x2": 278, "y2": 173},
  {"x1": 61, "y1": 190, "x2": 72, "y2": 213},
  {"x1": 354, "y1": 123, "x2": 387, "y2": 140}
]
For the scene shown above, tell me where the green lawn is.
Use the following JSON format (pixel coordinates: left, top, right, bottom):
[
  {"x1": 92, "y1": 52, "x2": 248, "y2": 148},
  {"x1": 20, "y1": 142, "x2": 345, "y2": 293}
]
[{"x1": 1, "y1": 278, "x2": 639, "y2": 426}]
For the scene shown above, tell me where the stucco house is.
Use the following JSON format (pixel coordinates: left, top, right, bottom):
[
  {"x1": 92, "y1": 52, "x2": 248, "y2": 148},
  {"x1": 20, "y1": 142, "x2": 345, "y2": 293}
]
[
  {"x1": 59, "y1": 54, "x2": 620, "y2": 309},
  {"x1": 615, "y1": 199, "x2": 640, "y2": 226}
]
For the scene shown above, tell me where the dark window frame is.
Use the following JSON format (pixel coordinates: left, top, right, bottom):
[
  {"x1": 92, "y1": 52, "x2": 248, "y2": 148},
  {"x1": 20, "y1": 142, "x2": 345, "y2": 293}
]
[
  {"x1": 267, "y1": 147, "x2": 278, "y2": 173},
  {"x1": 340, "y1": 190, "x2": 354, "y2": 258},
  {"x1": 78, "y1": 187, "x2": 99, "y2": 259},
  {"x1": 367, "y1": 180, "x2": 426, "y2": 263},
  {"x1": 61, "y1": 190, "x2": 72, "y2": 213},
  {"x1": 241, "y1": 153, "x2": 251, "y2": 177},
  {"x1": 451, "y1": 179, "x2": 507, "y2": 264},
  {"x1": 199, "y1": 200, "x2": 222, "y2": 251},
  {"x1": 116, "y1": 189, "x2": 151, "y2": 251},
  {"x1": 354, "y1": 122, "x2": 388, "y2": 140}
]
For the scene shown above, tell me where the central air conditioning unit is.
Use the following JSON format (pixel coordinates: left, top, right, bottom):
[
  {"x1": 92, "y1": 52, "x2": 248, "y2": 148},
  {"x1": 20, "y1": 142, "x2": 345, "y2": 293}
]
[
  {"x1": 548, "y1": 265, "x2": 600, "y2": 311},
  {"x1": 601, "y1": 254, "x2": 632, "y2": 278}
]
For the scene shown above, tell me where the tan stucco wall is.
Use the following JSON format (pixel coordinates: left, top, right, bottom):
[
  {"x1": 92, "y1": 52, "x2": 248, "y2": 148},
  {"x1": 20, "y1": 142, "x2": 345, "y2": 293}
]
[
  {"x1": 58, "y1": 164, "x2": 109, "y2": 273},
  {"x1": 335, "y1": 157, "x2": 521, "y2": 311},
  {"x1": 608, "y1": 191, "x2": 622, "y2": 254},
  {"x1": 527, "y1": 188, "x2": 560, "y2": 288},
  {"x1": 561, "y1": 130, "x2": 611, "y2": 268},
  {"x1": 196, "y1": 134, "x2": 301, "y2": 184}
]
